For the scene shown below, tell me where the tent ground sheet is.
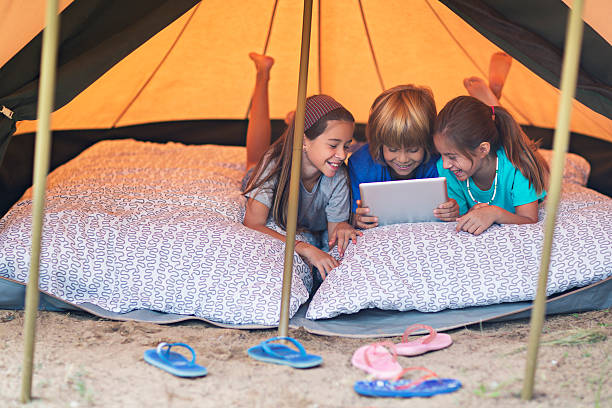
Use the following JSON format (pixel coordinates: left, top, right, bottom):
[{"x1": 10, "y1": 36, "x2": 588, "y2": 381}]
[{"x1": 0, "y1": 275, "x2": 610, "y2": 338}]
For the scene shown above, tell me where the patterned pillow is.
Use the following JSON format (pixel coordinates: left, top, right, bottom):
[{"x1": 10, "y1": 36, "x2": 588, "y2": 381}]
[
  {"x1": 0, "y1": 140, "x2": 312, "y2": 326},
  {"x1": 539, "y1": 149, "x2": 590, "y2": 186},
  {"x1": 306, "y1": 184, "x2": 612, "y2": 319}
]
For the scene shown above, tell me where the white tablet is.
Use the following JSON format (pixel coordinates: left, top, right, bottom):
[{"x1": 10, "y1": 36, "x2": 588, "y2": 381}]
[{"x1": 359, "y1": 177, "x2": 448, "y2": 226}]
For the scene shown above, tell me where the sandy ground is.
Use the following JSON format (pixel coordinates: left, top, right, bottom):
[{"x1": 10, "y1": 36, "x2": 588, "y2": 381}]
[{"x1": 0, "y1": 309, "x2": 610, "y2": 408}]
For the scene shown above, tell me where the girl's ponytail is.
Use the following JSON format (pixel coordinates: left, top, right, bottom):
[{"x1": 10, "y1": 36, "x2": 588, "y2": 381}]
[{"x1": 494, "y1": 107, "x2": 549, "y2": 194}]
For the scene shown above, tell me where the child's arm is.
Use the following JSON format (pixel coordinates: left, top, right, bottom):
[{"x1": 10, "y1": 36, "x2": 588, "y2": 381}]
[
  {"x1": 455, "y1": 200, "x2": 539, "y2": 235},
  {"x1": 243, "y1": 198, "x2": 340, "y2": 278},
  {"x1": 328, "y1": 221, "x2": 362, "y2": 257},
  {"x1": 243, "y1": 198, "x2": 289, "y2": 240}
]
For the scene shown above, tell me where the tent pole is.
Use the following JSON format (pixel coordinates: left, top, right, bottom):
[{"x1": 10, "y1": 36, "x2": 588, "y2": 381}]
[
  {"x1": 521, "y1": 0, "x2": 584, "y2": 401},
  {"x1": 20, "y1": 0, "x2": 60, "y2": 403},
  {"x1": 278, "y1": 0, "x2": 313, "y2": 338}
]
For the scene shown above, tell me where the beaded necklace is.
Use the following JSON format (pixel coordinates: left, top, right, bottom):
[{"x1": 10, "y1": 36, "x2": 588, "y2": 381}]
[{"x1": 467, "y1": 156, "x2": 498, "y2": 205}]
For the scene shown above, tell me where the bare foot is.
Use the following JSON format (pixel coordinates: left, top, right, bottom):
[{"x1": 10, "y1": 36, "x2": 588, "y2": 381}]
[
  {"x1": 463, "y1": 76, "x2": 500, "y2": 106},
  {"x1": 284, "y1": 110, "x2": 295, "y2": 125},
  {"x1": 489, "y1": 52, "x2": 512, "y2": 100},
  {"x1": 249, "y1": 52, "x2": 274, "y2": 74}
]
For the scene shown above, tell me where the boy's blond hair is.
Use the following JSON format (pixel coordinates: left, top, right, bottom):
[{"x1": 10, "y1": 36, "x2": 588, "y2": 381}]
[{"x1": 366, "y1": 84, "x2": 436, "y2": 163}]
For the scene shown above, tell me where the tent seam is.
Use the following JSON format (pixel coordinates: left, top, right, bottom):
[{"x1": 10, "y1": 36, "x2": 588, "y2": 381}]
[
  {"x1": 245, "y1": 0, "x2": 280, "y2": 119},
  {"x1": 358, "y1": 0, "x2": 385, "y2": 92},
  {"x1": 425, "y1": 0, "x2": 534, "y2": 126},
  {"x1": 111, "y1": 2, "x2": 201, "y2": 128},
  {"x1": 318, "y1": 0, "x2": 322, "y2": 94}
]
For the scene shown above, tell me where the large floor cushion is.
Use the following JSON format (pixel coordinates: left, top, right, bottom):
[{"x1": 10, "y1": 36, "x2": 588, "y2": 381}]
[
  {"x1": 306, "y1": 183, "x2": 612, "y2": 319},
  {"x1": 0, "y1": 140, "x2": 312, "y2": 326}
]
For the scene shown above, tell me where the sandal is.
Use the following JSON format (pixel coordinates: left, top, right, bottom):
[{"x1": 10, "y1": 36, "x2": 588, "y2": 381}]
[
  {"x1": 144, "y1": 342, "x2": 207, "y2": 378},
  {"x1": 247, "y1": 336, "x2": 322, "y2": 368},
  {"x1": 354, "y1": 366, "x2": 461, "y2": 398},
  {"x1": 351, "y1": 341, "x2": 403, "y2": 379},
  {"x1": 395, "y1": 324, "x2": 452, "y2": 356}
]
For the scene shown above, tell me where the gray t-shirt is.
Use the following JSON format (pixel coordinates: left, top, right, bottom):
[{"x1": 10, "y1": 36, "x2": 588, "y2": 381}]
[{"x1": 244, "y1": 162, "x2": 350, "y2": 233}]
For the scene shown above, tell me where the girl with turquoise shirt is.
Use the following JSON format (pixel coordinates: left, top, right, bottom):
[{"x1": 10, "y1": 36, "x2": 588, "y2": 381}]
[{"x1": 433, "y1": 96, "x2": 549, "y2": 236}]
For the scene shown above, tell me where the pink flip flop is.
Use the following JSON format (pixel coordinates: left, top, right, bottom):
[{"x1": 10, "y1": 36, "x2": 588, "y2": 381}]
[
  {"x1": 351, "y1": 341, "x2": 403, "y2": 380},
  {"x1": 395, "y1": 324, "x2": 453, "y2": 356}
]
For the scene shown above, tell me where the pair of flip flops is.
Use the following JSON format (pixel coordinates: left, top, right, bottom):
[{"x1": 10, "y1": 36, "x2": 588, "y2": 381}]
[
  {"x1": 247, "y1": 336, "x2": 322, "y2": 368},
  {"x1": 351, "y1": 324, "x2": 453, "y2": 379},
  {"x1": 144, "y1": 342, "x2": 207, "y2": 378},
  {"x1": 354, "y1": 367, "x2": 461, "y2": 398},
  {"x1": 146, "y1": 336, "x2": 321, "y2": 378},
  {"x1": 352, "y1": 325, "x2": 459, "y2": 398}
]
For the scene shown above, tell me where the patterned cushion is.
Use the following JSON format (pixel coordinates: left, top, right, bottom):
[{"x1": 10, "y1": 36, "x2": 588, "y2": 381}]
[
  {"x1": 538, "y1": 149, "x2": 590, "y2": 187},
  {"x1": 0, "y1": 140, "x2": 312, "y2": 326},
  {"x1": 306, "y1": 183, "x2": 612, "y2": 319}
]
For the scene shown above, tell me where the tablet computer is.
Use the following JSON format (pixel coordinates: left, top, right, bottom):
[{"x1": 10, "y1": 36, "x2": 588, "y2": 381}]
[{"x1": 359, "y1": 177, "x2": 448, "y2": 226}]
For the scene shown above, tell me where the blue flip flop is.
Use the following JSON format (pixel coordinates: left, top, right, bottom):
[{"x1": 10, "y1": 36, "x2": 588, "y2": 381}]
[
  {"x1": 144, "y1": 342, "x2": 207, "y2": 378},
  {"x1": 354, "y1": 367, "x2": 461, "y2": 398},
  {"x1": 247, "y1": 336, "x2": 322, "y2": 368}
]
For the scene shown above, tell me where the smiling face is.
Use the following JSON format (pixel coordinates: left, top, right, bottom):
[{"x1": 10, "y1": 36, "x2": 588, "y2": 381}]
[
  {"x1": 434, "y1": 132, "x2": 481, "y2": 181},
  {"x1": 303, "y1": 120, "x2": 354, "y2": 178},
  {"x1": 381, "y1": 145, "x2": 425, "y2": 179}
]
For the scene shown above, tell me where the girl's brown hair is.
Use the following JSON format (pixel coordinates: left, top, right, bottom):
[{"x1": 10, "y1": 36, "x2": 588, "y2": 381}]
[
  {"x1": 367, "y1": 84, "x2": 436, "y2": 163},
  {"x1": 243, "y1": 96, "x2": 354, "y2": 230},
  {"x1": 434, "y1": 96, "x2": 549, "y2": 194}
]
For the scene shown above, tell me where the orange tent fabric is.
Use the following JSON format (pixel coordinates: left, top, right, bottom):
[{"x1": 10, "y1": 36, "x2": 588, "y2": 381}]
[{"x1": 4, "y1": 0, "x2": 610, "y2": 142}]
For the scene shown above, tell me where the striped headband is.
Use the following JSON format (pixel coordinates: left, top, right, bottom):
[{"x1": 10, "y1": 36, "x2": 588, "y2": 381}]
[{"x1": 303, "y1": 95, "x2": 345, "y2": 132}]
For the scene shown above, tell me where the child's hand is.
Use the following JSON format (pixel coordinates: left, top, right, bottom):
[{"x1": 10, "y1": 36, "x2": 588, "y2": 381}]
[
  {"x1": 355, "y1": 200, "x2": 378, "y2": 229},
  {"x1": 295, "y1": 241, "x2": 339, "y2": 280},
  {"x1": 328, "y1": 222, "x2": 362, "y2": 257},
  {"x1": 434, "y1": 198, "x2": 459, "y2": 221},
  {"x1": 455, "y1": 204, "x2": 499, "y2": 235}
]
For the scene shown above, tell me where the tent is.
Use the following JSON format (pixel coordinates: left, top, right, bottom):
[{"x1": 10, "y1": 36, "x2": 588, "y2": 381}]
[
  {"x1": 1, "y1": 0, "x2": 611, "y2": 330},
  {"x1": 1, "y1": 0, "x2": 611, "y2": 338},
  {"x1": 1, "y1": 0, "x2": 611, "y2": 218},
  {"x1": 1, "y1": 0, "x2": 610, "y2": 401}
]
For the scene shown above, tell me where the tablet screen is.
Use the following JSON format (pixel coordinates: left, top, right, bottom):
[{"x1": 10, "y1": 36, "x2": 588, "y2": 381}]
[{"x1": 359, "y1": 177, "x2": 448, "y2": 226}]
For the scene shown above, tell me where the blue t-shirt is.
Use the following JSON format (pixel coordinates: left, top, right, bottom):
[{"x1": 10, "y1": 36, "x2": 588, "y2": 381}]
[
  {"x1": 347, "y1": 143, "x2": 439, "y2": 212},
  {"x1": 436, "y1": 148, "x2": 547, "y2": 215}
]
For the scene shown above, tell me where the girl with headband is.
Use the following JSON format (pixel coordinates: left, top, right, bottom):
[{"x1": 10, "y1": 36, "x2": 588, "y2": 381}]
[{"x1": 242, "y1": 60, "x2": 361, "y2": 278}]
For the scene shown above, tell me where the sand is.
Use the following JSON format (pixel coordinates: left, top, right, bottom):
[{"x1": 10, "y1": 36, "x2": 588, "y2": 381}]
[{"x1": 0, "y1": 309, "x2": 610, "y2": 407}]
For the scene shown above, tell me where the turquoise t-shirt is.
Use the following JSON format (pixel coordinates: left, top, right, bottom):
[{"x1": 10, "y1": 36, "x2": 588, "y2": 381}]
[{"x1": 436, "y1": 148, "x2": 546, "y2": 215}]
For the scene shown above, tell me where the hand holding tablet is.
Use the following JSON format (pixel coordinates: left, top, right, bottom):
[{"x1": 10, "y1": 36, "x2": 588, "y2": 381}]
[
  {"x1": 354, "y1": 200, "x2": 379, "y2": 229},
  {"x1": 433, "y1": 198, "x2": 460, "y2": 222}
]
